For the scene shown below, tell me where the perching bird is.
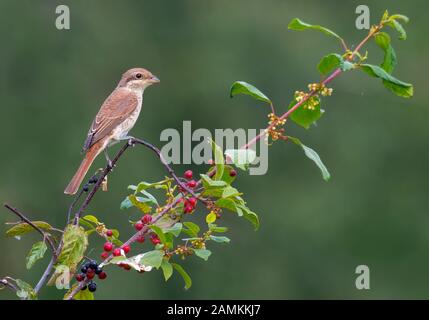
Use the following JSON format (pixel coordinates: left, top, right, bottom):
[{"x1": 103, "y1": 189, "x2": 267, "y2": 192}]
[{"x1": 64, "y1": 68, "x2": 160, "y2": 195}]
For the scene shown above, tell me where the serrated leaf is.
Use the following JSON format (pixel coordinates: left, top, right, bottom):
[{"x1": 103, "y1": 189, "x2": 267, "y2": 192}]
[
  {"x1": 360, "y1": 63, "x2": 413, "y2": 98},
  {"x1": 193, "y1": 249, "x2": 212, "y2": 261},
  {"x1": 230, "y1": 81, "x2": 271, "y2": 104},
  {"x1": 224, "y1": 149, "x2": 256, "y2": 171},
  {"x1": 288, "y1": 96, "x2": 323, "y2": 129},
  {"x1": 26, "y1": 241, "x2": 47, "y2": 269},
  {"x1": 288, "y1": 18, "x2": 342, "y2": 40},
  {"x1": 288, "y1": 136, "x2": 330, "y2": 181},
  {"x1": 209, "y1": 235, "x2": 231, "y2": 243},
  {"x1": 49, "y1": 225, "x2": 88, "y2": 284},
  {"x1": 171, "y1": 263, "x2": 192, "y2": 290},
  {"x1": 6, "y1": 221, "x2": 52, "y2": 237},
  {"x1": 161, "y1": 260, "x2": 173, "y2": 281}
]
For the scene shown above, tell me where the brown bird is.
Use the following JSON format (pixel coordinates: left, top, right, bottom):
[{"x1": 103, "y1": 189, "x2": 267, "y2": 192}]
[{"x1": 64, "y1": 68, "x2": 160, "y2": 195}]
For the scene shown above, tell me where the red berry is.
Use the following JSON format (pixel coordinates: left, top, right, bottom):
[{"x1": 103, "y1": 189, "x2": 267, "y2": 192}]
[
  {"x1": 75, "y1": 274, "x2": 85, "y2": 282},
  {"x1": 229, "y1": 169, "x2": 237, "y2": 177},
  {"x1": 184, "y1": 205, "x2": 194, "y2": 214},
  {"x1": 136, "y1": 235, "x2": 145, "y2": 243},
  {"x1": 141, "y1": 214, "x2": 152, "y2": 225},
  {"x1": 113, "y1": 248, "x2": 122, "y2": 257},
  {"x1": 98, "y1": 271, "x2": 107, "y2": 280},
  {"x1": 101, "y1": 251, "x2": 109, "y2": 259},
  {"x1": 150, "y1": 234, "x2": 161, "y2": 245},
  {"x1": 135, "y1": 222, "x2": 144, "y2": 231},
  {"x1": 188, "y1": 197, "x2": 197, "y2": 207},
  {"x1": 187, "y1": 180, "x2": 196, "y2": 188},
  {"x1": 86, "y1": 271, "x2": 95, "y2": 280},
  {"x1": 184, "y1": 170, "x2": 193, "y2": 179},
  {"x1": 103, "y1": 242, "x2": 113, "y2": 252},
  {"x1": 106, "y1": 230, "x2": 113, "y2": 237},
  {"x1": 122, "y1": 245, "x2": 130, "y2": 254}
]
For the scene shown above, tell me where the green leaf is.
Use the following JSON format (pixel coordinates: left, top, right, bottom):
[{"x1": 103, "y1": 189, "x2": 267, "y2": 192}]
[
  {"x1": 236, "y1": 204, "x2": 260, "y2": 231},
  {"x1": 360, "y1": 63, "x2": 413, "y2": 98},
  {"x1": 81, "y1": 215, "x2": 99, "y2": 225},
  {"x1": 139, "y1": 190, "x2": 159, "y2": 206},
  {"x1": 206, "y1": 212, "x2": 217, "y2": 224},
  {"x1": 171, "y1": 263, "x2": 192, "y2": 290},
  {"x1": 374, "y1": 32, "x2": 397, "y2": 74},
  {"x1": 6, "y1": 221, "x2": 52, "y2": 237},
  {"x1": 139, "y1": 250, "x2": 164, "y2": 269},
  {"x1": 224, "y1": 149, "x2": 256, "y2": 171},
  {"x1": 129, "y1": 195, "x2": 152, "y2": 213},
  {"x1": 230, "y1": 81, "x2": 271, "y2": 104},
  {"x1": 288, "y1": 18, "x2": 342, "y2": 40},
  {"x1": 215, "y1": 198, "x2": 239, "y2": 214},
  {"x1": 193, "y1": 249, "x2": 212, "y2": 261},
  {"x1": 208, "y1": 224, "x2": 228, "y2": 233},
  {"x1": 209, "y1": 235, "x2": 231, "y2": 243},
  {"x1": 200, "y1": 174, "x2": 227, "y2": 188},
  {"x1": 390, "y1": 14, "x2": 410, "y2": 24},
  {"x1": 183, "y1": 222, "x2": 200, "y2": 237},
  {"x1": 210, "y1": 138, "x2": 225, "y2": 180},
  {"x1": 26, "y1": 241, "x2": 47, "y2": 269},
  {"x1": 288, "y1": 96, "x2": 323, "y2": 129},
  {"x1": 16, "y1": 279, "x2": 37, "y2": 300},
  {"x1": 120, "y1": 196, "x2": 133, "y2": 210},
  {"x1": 49, "y1": 224, "x2": 88, "y2": 285},
  {"x1": 222, "y1": 186, "x2": 240, "y2": 198},
  {"x1": 67, "y1": 283, "x2": 94, "y2": 300},
  {"x1": 386, "y1": 19, "x2": 407, "y2": 40},
  {"x1": 288, "y1": 136, "x2": 330, "y2": 181},
  {"x1": 318, "y1": 53, "x2": 342, "y2": 75},
  {"x1": 163, "y1": 223, "x2": 183, "y2": 237},
  {"x1": 161, "y1": 260, "x2": 173, "y2": 281}
]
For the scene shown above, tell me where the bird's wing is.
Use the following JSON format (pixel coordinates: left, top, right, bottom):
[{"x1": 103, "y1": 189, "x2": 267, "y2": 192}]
[{"x1": 83, "y1": 88, "x2": 139, "y2": 151}]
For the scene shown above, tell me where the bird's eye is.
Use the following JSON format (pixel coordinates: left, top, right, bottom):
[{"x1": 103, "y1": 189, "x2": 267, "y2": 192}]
[{"x1": 135, "y1": 73, "x2": 142, "y2": 79}]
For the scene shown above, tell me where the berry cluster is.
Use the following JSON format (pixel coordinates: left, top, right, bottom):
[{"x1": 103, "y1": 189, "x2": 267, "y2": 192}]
[
  {"x1": 181, "y1": 170, "x2": 199, "y2": 214},
  {"x1": 76, "y1": 260, "x2": 106, "y2": 292}
]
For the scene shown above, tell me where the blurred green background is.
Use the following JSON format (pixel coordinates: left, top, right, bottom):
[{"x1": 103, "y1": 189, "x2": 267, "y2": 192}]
[{"x1": 0, "y1": 0, "x2": 427, "y2": 299}]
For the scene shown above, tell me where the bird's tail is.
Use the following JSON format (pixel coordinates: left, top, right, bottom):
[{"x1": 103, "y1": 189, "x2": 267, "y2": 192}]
[{"x1": 64, "y1": 140, "x2": 105, "y2": 195}]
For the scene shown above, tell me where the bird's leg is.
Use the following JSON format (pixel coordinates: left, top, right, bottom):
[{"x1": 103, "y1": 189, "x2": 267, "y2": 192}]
[{"x1": 104, "y1": 149, "x2": 114, "y2": 169}]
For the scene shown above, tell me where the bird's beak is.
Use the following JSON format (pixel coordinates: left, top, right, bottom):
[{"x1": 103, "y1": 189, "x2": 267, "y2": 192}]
[{"x1": 150, "y1": 75, "x2": 160, "y2": 84}]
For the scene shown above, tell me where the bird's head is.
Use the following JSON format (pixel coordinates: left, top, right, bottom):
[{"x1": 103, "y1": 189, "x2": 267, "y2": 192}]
[{"x1": 118, "y1": 67, "x2": 160, "y2": 91}]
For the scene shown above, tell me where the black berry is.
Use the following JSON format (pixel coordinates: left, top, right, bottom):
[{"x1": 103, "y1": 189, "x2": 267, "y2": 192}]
[
  {"x1": 89, "y1": 260, "x2": 98, "y2": 270},
  {"x1": 88, "y1": 281, "x2": 97, "y2": 292},
  {"x1": 95, "y1": 267, "x2": 103, "y2": 275},
  {"x1": 81, "y1": 285, "x2": 87, "y2": 291},
  {"x1": 81, "y1": 266, "x2": 88, "y2": 274},
  {"x1": 83, "y1": 184, "x2": 89, "y2": 192}
]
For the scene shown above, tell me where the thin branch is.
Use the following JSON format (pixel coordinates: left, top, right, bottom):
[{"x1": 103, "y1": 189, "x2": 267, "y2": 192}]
[
  {"x1": 34, "y1": 256, "x2": 55, "y2": 294},
  {"x1": 0, "y1": 277, "x2": 18, "y2": 293},
  {"x1": 3, "y1": 203, "x2": 57, "y2": 257}
]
